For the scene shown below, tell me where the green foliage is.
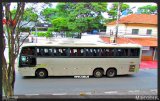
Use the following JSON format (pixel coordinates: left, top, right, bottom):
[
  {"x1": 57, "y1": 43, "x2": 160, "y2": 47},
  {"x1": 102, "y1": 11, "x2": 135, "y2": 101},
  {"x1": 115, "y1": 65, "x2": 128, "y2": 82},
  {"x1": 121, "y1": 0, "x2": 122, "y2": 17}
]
[
  {"x1": 41, "y1": 8, "x2": 58, "y2": 22},
  {"x1": 23, "y1": 8, "x2": 38, "y2": 21},
  {"x1": 51, "y1": 17, "x2": 69, "y2": 32},
  {"x1": 107, "y1": 3, "x2": 132, "y2": 20},
  {"x1": 31, "y1": 32, "x2": 36, "y2": 35},
  {"x1": 19, "y1": 27, "x2": 30, "y2": 32},
  {"x1": 42, "y1": 2, "x2": 107, "y2": 37},
  {"x1": 11, "y1": 8, "x2": 38, "y2": 22},
  {"x1": 45, "y1": 31, "x2": 52, "y2": 38},
  {"x1": 137, "y1": 5, "x2": 157, "y2": 14},
  {"x1": 32, "y1": 32, "x2": 47, "y2": 37}
]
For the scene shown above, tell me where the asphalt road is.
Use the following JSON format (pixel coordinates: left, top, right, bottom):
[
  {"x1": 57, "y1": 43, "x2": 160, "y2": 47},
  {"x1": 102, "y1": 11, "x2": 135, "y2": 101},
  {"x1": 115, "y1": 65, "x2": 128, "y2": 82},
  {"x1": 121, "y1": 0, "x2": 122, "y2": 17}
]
[{"x1": 14, "y1": 67, "x2": 157, "y2": 95}]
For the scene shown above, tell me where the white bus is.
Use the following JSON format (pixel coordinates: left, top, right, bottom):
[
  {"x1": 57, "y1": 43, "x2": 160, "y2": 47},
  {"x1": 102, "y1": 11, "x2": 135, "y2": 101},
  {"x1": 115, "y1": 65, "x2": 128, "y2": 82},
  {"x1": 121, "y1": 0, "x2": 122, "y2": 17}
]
[{"x1": 18, "y1": 42, "x2": 142, "y2": 78}]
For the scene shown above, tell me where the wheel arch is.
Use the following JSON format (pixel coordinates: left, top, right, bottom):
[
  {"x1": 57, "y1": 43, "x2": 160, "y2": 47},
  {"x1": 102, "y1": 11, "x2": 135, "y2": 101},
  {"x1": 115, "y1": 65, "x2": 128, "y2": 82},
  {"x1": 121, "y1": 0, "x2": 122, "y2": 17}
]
[
  {"x1": 106, "y1": 67, "x2": 117, "y2": 75},
  {"x1": 35, "y1": 68, "x2": 48, "y2": 77},
  {"x1": 93, "y1": 67, "x2": 105, "y2": 75}
]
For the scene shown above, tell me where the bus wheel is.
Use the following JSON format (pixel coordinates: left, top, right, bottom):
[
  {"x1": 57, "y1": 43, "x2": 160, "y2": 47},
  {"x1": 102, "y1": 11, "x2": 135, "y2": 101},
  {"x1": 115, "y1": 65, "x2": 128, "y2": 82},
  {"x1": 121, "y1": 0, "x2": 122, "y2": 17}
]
[
  {"x1": 106, "y1": 68, "x2": 116, "y2": 78},
  {"x1": 36, "y1": 69, "x2": 48, "y2": 78},
  {"x1": 93, "y1": 69, "x2": 103, "y2": 78}
]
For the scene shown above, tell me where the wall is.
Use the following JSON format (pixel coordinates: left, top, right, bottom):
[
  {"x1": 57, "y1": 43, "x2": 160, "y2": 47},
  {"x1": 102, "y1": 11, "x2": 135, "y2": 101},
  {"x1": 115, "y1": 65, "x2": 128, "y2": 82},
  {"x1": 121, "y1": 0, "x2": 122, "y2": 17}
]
[
  {"x1": 125, "y1": 24, "x2": 157, "y2": 36},
  {"x1": 106, "y1": 23, "x2": 157, "y2": 37},
  {"x1": 106, "y1": 24, "x2": 126, "y2": 35}
]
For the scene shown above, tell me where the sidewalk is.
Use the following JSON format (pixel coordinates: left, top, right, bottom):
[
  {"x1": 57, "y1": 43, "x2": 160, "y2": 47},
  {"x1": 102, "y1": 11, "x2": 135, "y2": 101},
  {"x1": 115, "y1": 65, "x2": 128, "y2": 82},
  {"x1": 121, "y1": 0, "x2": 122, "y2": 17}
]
[{"x1": 140, "y1": 61, "x2": 157, "y2": 69}]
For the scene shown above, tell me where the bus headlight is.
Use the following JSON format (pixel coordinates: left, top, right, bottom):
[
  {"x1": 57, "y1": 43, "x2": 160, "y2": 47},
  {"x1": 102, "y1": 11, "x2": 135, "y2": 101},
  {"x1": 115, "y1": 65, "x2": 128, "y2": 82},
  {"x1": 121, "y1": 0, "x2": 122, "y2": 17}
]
[{"x1": 129, "y1": 65, "x2": 135, "y2": 72}]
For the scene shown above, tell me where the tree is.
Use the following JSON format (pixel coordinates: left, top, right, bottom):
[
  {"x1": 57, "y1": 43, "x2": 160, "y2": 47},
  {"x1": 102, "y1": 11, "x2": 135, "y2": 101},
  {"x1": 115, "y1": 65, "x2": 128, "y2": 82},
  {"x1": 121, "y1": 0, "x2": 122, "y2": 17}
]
[
  {"x1": 137, "y1": 5, "x2": 157, "y2": 14},
  {"x1": 43, "y1": 3, "x2": 107, "y2": 38},
  {"x1": 40, "y1": 7, "x2": 58, "y2": 22},
  {"x1": 40, "y1": 3, "x2": 69, "y2": 23},
  {"x1": 107, "y1": 3, "x2": 132, "y2": 20},
  {"x1": 2, "y1": 2, "x2": 25, "y2": 97},
  {"x1": 50, "y1": 17, "x2": 69, "y2": 32},
  {"x1": 68, "y1": 2, "x2": 107, "y2": 36},
  {"x1": 11, "y1": 8, "x2": 38, "y2": 22},
  {"x1": 2, "y1": 2, "x2": 39, "y2": 98}
]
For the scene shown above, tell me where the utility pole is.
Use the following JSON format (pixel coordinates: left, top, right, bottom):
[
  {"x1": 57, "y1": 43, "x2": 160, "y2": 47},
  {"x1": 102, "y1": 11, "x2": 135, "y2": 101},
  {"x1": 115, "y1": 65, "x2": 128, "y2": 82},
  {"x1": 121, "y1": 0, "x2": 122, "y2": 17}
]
[
  {"x1": 113, "y1": 2, "x2": 122, "y2": 43},
  {"x1": 35, "y1": 23, "x2": 38, "y2": 43}
]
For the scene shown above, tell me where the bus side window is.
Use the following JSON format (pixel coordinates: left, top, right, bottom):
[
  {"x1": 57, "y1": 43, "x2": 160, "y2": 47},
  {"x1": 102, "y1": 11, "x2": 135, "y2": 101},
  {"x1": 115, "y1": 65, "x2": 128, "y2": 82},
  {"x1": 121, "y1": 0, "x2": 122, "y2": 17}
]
[
  {"x1": 100, "y1": 49, "x2": 105, "y2": 56},
  {"x1": 48, "y1": 48, "x2": 53, "y2": 56},
  {"x1": 70, "y1": 48, "x2": 74, "y2": 56},
  {"x1": 74, "y1": 49, "x2": 77, "y2": 56},
  {"x1": 123, "y1": 49, "x2": 128, "y2": 56},
  {"x1": 95, "y1": 49, "x2": 100, "y2": 56},
  {"x1": 130, "y1": 49, "x2": 138, "y2": 56},
  {"x1": 59, "y1": 49, "x2": 62, "y2": 56},
  {"x1": 133, "y1": 49, "x2": 139, "y2": 56},
  {"x1": 61, "y1": 48, "x2": 67, "y2": 56},
  {"x1": 80, "y1": 48, "x2": 84, "y2": 56},
  {"x1": 53, "y1": 49, "x2": 56, "y2": 56},
  {"x1": 109, "y1": 48, "x2": 113, "y2": 56},
  {"x1": 77, "y1": 49, "x2": 81, "y2": 56},
  {"x1": 85, "y1": 49, "x2": 89, "y2": 56},
  {"x1": 86, "y1": 48, "x2": 92, "y2": 56},
  {"x1": 99, "y1": 49, "x2": 102, "y2": 56},
  {"x1": 55, "y1": 48, "x2": 60, "y2": 56},
  {"x1": 44, "y1": 48, "x2": 49, "y2": 56},
  {"x1": 92, "y1": 49, "x2": 96, "y2": 56},
  {"x1": 105, "y1": 49, "x2": 109, "y2": 56},
  {"x1": 36, "y1": 48, "x2": 40, "y2": 56},
  {"x1": 40, "y1": 48, "x2": 44, "y2": 56},
  {"x1": 116, "y1": 49, "x2": 122, "y2": 56},
  {"x1": 89, "y1": 49, "x2": 93, "y2": 56}
]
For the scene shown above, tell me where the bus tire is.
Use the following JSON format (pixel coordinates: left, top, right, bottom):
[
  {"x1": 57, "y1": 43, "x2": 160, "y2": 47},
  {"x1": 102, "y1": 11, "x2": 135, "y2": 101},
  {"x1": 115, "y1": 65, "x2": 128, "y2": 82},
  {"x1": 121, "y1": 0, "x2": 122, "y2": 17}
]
[
  {"x1": 106, "y1": 68, "x2": 116, "y2": 78},
  {"x1": 36, "y1": 69, "x2": 48, "y2": 78},
  {"x1": 93, "y1": 69, "x2": 103, "y2": 78}
]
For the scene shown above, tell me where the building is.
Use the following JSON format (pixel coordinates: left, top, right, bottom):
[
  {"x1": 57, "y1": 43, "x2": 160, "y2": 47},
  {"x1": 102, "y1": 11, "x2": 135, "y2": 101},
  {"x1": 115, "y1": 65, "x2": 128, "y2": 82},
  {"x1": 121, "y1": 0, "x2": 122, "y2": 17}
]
[
  {"x1": 105, "y1": 14, "x2": 157, "y2": 37},
  {"x1": 102, "y1": 14, "x2": 157, "y2": 61}
]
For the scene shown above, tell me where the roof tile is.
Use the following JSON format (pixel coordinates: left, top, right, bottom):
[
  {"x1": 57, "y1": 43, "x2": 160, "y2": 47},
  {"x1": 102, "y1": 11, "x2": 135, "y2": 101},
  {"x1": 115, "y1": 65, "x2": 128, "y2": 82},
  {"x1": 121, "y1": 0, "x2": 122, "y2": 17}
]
[{"x1": 108, "y1": 14, "x2": 157, "y2": 25}]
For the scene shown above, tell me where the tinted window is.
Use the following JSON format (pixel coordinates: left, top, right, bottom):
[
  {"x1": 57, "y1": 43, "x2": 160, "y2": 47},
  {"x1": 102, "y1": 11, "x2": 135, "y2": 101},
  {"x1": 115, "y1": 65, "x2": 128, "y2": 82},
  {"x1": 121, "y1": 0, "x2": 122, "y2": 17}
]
[
  {"x1": 129, "y1": 48, "x2": 140, "y2": 56},
  {"x1": 70, "y1": 48, "x2": 84, "y2": 56},
  {"x1": 26, "y1": 46, "x2": 140, "y2": 58},
  {"x1": 21, "y1": 47, "x2": 35, "y2": 56},
  {"x1": 37, "y1": 47, "x2": 53, "y2": 57},
  {"x1": 115, "y1": 48, "x2": 129, "y2": 56}
]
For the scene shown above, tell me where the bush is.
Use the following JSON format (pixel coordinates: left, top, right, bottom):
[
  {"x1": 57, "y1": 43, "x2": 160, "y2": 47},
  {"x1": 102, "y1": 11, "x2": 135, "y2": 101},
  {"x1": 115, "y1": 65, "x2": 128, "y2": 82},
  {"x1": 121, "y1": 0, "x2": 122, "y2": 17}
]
[
  {"x1": 31, "y1": 32, "x2": 46, "y2": 37},
  {"x1": 46, "y1": 31, "x2": 53, "y2": 38},
  {"x1": 32, "y1": 32, "x2": 36, "y2": 35},
  {"x1": 20, "y1": 27, "x2": 30, "y2": 32}
]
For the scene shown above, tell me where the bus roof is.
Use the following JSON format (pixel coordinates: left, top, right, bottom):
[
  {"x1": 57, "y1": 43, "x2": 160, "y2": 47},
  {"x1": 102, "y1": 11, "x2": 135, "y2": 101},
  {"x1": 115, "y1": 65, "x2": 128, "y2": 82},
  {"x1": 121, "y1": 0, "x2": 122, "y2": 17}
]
[{"x1": 21, "y1": 41, "x2": 142, "y2": 48}]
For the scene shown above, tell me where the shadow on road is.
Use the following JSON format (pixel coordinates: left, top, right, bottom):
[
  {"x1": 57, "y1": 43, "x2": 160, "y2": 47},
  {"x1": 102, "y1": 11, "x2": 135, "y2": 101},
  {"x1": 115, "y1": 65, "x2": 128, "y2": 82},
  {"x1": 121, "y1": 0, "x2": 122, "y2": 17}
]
[{"x1": 22, "y1": 74, "x2": 134, "y2": 79}]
